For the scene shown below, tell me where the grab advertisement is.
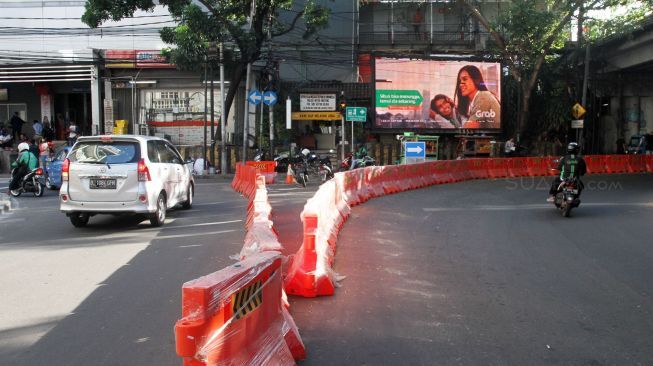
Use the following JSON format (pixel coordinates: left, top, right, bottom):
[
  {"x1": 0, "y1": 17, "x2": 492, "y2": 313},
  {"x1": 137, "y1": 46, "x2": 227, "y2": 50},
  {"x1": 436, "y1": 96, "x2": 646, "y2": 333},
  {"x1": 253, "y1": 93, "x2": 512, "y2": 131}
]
[{"x1": 374, "y1": 58, "x2": 501, "y2": 130}]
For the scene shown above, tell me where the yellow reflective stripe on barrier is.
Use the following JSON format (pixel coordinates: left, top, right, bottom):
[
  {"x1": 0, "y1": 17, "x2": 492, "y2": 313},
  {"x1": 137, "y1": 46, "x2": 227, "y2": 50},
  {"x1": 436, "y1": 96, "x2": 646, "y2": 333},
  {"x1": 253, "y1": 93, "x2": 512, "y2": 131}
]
[{"x1": 232, "y1": 280, "x2": 263, "y2": 320}]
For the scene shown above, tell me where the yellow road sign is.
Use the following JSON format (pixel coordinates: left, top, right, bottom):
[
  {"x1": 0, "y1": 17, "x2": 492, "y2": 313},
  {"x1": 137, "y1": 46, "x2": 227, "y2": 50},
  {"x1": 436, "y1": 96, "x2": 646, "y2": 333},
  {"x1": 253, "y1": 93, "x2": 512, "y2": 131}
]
[
  {"x1": 291, "y1": 111, "x2": 341, "y2": 121},
  {"x1": 572, "y1": 103, "x2": 586, "y2": 119}
]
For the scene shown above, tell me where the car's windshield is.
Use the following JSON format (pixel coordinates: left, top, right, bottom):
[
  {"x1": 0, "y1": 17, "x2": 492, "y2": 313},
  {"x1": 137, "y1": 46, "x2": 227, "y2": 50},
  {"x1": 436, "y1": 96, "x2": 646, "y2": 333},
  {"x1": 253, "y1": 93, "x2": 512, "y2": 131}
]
[{"x1": 69, "y1": 141, "x2": 140, "y2": 164}]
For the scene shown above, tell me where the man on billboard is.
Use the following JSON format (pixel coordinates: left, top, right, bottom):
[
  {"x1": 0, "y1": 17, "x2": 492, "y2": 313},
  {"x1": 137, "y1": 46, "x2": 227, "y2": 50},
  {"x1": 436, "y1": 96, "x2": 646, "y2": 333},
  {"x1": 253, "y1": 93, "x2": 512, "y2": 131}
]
[{"x1": 454, "y1": 65, "x2": 501, "y2": 129}]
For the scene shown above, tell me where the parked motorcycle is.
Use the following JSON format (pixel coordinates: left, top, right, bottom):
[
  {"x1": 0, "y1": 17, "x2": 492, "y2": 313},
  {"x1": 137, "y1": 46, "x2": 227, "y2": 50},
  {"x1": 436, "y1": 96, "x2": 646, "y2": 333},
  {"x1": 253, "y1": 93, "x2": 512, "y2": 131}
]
[
  {"x1": 318, "y1": 150, "x2": 335, "y2": 182},
  {"x1": 340, "y1": 152, "x2": 375, "y2": 171},
  {"x1": 290, "y1": 153, "x2": 309, "y2": 188},
  {"x1": 552, "y1": 177, "x2": 581, "y2": 217},
  {"x1": 9, "y1": 167, "x2": 45, "y2": 197}
]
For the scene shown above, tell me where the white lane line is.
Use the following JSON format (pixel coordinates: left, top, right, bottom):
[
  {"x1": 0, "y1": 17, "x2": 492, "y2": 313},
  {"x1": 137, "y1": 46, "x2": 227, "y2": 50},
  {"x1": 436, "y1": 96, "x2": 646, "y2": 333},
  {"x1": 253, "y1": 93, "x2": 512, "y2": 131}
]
[
  {"x1": 154, "y1": 229, "x2": 239, "y2": 240},
  {"x1": 193, "y1": 201, "x2": 243, "y2": 206},
  {"x1": 162, "y1": 219, "x2": 242, "y2": 229},
  {"x1": 423, "y1": 202, "x2": 653, "y2": 212}
]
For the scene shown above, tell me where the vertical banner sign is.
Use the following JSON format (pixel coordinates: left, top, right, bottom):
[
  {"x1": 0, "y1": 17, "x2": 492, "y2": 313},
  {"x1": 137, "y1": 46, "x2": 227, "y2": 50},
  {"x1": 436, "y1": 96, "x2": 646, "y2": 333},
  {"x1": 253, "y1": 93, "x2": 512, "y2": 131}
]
[{"x1": 286, "y1": 98, "x2": 292, "y2": 129}]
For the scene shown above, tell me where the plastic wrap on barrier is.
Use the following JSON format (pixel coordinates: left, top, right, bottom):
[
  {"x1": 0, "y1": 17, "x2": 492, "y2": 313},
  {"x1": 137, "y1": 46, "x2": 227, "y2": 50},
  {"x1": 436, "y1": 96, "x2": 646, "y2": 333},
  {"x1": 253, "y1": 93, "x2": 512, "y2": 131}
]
[
  {"x1": 365, "y1": 166, "x2": 386, "y2": 198},
  {"x1": 174, "y1": 252, "x2": 305, "y2": 366},
  {"x1": 284, "y1": 179, "x2": 349, "y2": 297},
  {"x1": 241, "y1": 217, "x2": 284, "y2": 260}
]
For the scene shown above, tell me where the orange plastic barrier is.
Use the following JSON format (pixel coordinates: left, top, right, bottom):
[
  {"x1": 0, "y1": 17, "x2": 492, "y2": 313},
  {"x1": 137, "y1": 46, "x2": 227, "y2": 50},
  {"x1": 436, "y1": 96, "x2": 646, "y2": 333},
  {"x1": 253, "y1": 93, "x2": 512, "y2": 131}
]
[
  {"x1": 603, "y1": 155, "x2": 629, "y2": 174},
  {"x1": 246, "y1": 161, "x2": 277, "y2": 184},
  {"x1": 646, "y1": 155, "x2": 653, "y2": 173},
  {"x1": 526, "y1": 157, "x2": 551, "y2": 176},
  {"x1": 487, "y1": 158, "x2": 509, "y2": 179},
  {"x1": 628, "y1": 155, "x2": 647, "y2": 173},
  {"x1": 285, "y1": 212, "x2": 339, "y2": 297},
  {"x1": 584, "y1": 155, "x2": 606, "y2": 174},
  {"x1": 174, "y1": 252, "x2": 305, "y2": 366},
  {"x1": 508, "y1": 158, "x2": 529, "y2": 178},
  {"x1": 467, "y1": 159, "x2": 489, "y2": 180}
]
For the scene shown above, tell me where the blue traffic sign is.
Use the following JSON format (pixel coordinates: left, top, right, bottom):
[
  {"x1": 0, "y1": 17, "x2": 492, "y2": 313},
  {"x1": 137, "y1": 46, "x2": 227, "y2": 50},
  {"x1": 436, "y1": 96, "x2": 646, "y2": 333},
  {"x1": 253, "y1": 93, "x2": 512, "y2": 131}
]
[
  {"x1": 263, "y1": 91, "x2": 278, "y2": 106},
  {"x1": 405, "y1": 141, "x2": 426, "y2": 158},
  {"x1": 248, "y1": 90, "x2": 262, "y2": 105}
]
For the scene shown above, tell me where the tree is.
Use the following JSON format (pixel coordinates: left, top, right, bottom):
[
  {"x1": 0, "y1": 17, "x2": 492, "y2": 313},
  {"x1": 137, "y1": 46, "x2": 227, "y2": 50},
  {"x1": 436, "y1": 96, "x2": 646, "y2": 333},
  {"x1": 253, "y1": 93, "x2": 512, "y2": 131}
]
[
  {"x1": 458, "y1": 0, "x2": 652, "y2": 141},
  {"x1": 82, "y1": 0, "x2": 331, "y2": 144}
]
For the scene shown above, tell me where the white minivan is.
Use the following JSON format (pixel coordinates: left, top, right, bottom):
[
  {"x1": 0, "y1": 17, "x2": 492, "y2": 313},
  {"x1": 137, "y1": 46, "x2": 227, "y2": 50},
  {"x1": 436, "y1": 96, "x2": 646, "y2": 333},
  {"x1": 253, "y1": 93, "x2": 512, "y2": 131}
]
[{"x1": 59, "y1": 135, "x2": 194, "y2": 227}]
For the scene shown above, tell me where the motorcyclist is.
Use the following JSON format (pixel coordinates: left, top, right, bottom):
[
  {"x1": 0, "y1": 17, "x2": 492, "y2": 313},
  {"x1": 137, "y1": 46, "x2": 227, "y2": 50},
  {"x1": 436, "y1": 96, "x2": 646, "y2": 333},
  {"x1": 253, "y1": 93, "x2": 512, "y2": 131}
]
[
  {"x1": 350, "y1": 143, "x2": 368, "y2": 170},
  {"x1": 547, "y1": 142, "x2": 586, "y2": 202},
  {"x1": 9, "y1": 142, "x2": 38, "y2": 192}
]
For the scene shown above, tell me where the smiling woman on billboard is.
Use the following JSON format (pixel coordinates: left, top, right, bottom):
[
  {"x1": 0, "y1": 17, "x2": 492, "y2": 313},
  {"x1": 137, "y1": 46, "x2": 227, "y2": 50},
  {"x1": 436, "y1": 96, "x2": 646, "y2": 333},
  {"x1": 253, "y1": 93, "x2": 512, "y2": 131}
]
[{"x1": 454, "y1": 65, "x2": 501, "y2": 129}]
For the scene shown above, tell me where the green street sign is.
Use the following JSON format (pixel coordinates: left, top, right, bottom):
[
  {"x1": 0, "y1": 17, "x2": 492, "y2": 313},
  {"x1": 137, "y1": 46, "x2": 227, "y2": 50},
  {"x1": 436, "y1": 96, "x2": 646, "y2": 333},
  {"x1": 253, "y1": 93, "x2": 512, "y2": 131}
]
[
  {"x1": 375, "y1": 90, "x2": 423, "y2": 107},
  {"x1": 346, "y1": 107, "x2": 367, "y2": 122}
]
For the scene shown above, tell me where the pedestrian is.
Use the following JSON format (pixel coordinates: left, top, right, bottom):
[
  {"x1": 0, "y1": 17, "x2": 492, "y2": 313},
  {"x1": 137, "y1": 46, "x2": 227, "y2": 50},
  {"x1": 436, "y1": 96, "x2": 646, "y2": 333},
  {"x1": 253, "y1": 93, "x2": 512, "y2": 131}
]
[
  {"x1": 10, "y1": 112, "x2": 24, "y2": 143},
  {"x1": 412, "y1": 7, "x2": 424, "y2": 40},
  {"x1": 504, "y1": 137, "x2": 516, "y2": 156},
  {"x1": 0, "y1": 127, "x2": 13, "y2": 148},
  {"x1": 38, "y1": 136, "x2": 50, "y2": 169},
  {"x1": 67, "y1": 121, "x2": 78, "y2": 146},
  {"x1": 33, "y1": 119, "x2": 43, "y2": 138},
  {"x1": 42, "y1": 121, "x2": 55, "y2": 142}
]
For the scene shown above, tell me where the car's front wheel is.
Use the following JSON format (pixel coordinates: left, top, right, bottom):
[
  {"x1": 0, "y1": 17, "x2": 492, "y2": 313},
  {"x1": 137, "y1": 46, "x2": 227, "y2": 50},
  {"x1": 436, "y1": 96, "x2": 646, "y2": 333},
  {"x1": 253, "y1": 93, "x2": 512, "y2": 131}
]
[
  {"x1": 69, "y1": 213, "x2": 90, "y2": 228},
  {"x1": 150, "y1": 193, "x2": 167, "y2": 227}
]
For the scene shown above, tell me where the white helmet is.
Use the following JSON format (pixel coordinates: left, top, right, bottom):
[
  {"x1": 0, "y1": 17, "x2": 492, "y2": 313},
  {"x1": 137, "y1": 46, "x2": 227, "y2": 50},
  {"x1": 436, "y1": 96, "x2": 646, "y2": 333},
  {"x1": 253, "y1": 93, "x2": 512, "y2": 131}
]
[{"x1": 17, "y1": 142, "x2": 29, "y2": 152}]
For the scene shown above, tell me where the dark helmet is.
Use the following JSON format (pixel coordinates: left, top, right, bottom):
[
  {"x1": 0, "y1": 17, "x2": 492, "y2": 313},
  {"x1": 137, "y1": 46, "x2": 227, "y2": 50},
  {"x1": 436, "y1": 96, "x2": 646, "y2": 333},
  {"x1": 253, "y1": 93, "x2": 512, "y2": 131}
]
[{"x1": 567, "y1": 142, "x2": 580, "y2": 154}]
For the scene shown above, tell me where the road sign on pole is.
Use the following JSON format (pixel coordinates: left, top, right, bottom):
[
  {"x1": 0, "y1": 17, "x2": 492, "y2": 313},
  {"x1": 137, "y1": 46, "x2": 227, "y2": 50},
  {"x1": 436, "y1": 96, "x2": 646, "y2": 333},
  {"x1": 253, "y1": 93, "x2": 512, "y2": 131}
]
[
  {"x1": 263, "y1": 91, "x2": 277, "y2": 106},
  {"x1": 345, "y1": 107, "x2": 366, "y2": 122},
  {"x1": 571, "y1": 103, "x2": 586, "y2": 119},
  {"x1": 248, "y1": 90, "x2": 262, "y2": 105}
]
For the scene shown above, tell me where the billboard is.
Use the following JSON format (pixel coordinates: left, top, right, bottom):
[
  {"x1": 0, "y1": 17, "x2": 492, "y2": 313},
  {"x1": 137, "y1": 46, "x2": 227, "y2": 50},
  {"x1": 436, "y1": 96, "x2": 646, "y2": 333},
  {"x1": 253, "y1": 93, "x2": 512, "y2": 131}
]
[{"x1": 374, "y1": 58, "x2": 501, "y2": 130}]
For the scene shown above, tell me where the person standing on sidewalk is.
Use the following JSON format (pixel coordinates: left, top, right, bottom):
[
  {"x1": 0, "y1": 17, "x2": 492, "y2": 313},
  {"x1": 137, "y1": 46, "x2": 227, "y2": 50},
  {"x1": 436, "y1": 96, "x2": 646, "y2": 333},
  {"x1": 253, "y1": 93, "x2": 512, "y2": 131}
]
[{"x1": 10, "y1": 112, "x2": 24, "y2": 144}]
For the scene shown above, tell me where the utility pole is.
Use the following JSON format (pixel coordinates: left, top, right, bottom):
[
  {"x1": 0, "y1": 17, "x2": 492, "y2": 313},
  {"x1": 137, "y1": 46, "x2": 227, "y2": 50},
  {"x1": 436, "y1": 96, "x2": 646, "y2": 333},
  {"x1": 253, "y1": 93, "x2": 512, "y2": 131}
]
[
  {"x1": 208, "y1": 42, "x2": 218, "y2": 173},
  {"x1": 203, "y1": 55, "x2": 208, "y2": 170},
  {"x1": 242, "y1": 0, "x2": 256, "y2": 162},
  {"x1": 220, "y1": 42, "x2": 227, "y2": 176}
]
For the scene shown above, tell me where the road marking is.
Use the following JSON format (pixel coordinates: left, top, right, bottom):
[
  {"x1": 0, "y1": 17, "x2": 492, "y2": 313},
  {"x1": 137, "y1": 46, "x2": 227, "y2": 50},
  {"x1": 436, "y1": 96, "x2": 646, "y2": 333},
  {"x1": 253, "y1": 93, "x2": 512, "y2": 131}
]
[
  {"x1": 423, "y1": 202, "x2": 653, "y2": 212},
  {"x1": 163, "y1": 219, "x2": 242, "y2": 229},
  {"x1": 154, "y1": 229, "x2": 238, "y2": 240}
]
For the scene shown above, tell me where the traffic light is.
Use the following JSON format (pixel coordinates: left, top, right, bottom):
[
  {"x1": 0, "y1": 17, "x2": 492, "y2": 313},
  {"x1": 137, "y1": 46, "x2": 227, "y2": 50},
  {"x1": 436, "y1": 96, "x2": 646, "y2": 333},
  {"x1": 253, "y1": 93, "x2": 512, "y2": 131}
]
[{"x1": 338, "y1": 93, "x2": 347, "y2": 115}]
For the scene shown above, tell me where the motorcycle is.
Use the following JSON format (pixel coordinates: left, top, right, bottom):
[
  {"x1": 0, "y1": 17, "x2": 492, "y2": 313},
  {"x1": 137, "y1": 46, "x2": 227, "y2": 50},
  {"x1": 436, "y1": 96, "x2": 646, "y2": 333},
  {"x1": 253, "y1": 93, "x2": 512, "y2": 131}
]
[
  {"x1": 290, "y1": 153, "x2": 309, "y2": 188},
  {"x1": 318, "y1": 150, "x2": 335, "y2": 182},
  {"x1": 9, "y1": 167, "x2": 45, "y2": 197},
  {"x1": 340, "y1": 152, "x2": 375, "y2": 171},
  {"x1": 553, "y1": 177, "x2": 581, "y2": 217}
]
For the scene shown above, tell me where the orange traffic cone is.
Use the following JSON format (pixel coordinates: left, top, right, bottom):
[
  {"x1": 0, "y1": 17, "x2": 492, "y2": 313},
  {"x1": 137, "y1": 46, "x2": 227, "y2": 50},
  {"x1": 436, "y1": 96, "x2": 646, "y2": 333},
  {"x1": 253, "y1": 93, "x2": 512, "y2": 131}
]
[{"x1": 285, "y1": 165, "x2": 294, "y2": 184}]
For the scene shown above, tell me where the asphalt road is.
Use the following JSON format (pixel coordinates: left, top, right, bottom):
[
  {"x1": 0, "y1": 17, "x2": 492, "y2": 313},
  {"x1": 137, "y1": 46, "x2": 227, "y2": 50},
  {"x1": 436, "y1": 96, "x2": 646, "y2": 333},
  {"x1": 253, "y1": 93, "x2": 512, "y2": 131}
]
[
  {"x1": 2, "y1": 173, "x2": 652, "y2": 365},
  {"x1": 0, "y1": 178, "x2": 254, "y2": 366},
  {"x1": 291, "y1": 174, "x2": 653, "y2": 365}
]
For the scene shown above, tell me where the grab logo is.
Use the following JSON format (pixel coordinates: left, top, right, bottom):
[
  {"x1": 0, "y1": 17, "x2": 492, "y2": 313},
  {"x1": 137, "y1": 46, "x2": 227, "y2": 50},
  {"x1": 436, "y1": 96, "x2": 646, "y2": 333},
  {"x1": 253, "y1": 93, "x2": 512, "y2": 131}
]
[{"x1": 475, "y1": 109, "x2": 496, "y2": 118}]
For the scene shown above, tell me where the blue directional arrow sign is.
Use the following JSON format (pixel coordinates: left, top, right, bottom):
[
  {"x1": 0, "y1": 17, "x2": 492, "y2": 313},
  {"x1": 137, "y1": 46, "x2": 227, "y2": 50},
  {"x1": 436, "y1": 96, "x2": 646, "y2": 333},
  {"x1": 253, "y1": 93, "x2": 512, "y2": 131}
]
[
  {"x1": 263, "y1": 91, "x2": 278, "y2": 106},
  {"x1": 405, "y1": 141, "x2": 426, "y2": 158},
  {"x1": 248, "y1": 90, "x2": 262, "y2": 105}
]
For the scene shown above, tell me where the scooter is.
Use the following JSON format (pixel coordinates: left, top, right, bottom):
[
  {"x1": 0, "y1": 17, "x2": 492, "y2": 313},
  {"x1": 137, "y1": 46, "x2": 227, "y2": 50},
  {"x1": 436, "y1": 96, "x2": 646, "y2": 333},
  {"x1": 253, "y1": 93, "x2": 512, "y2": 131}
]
[
  {"x1": 319, "y1": 153, "x2": 335, "y2": 182},
  {"x1": 9, "y1": 167, "x2": 45, "y2": 197}
]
